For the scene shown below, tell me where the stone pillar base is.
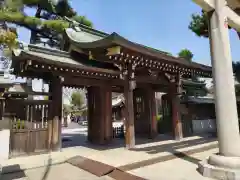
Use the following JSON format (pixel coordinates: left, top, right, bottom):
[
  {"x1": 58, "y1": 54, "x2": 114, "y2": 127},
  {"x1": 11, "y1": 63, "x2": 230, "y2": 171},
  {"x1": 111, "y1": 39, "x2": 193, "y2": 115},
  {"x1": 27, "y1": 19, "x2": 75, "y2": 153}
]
[{"x1": 198, "y1": 155, "x2": 240, "y2": 180}]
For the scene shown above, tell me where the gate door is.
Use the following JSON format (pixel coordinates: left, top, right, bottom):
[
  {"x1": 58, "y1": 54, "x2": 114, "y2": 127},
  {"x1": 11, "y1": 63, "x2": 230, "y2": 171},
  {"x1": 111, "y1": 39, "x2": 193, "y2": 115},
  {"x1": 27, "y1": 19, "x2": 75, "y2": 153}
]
[
  {"x1": 160, "y1": 94, "x2": 173, "y2": 134},
  {"x1": 133, "y1": 89, "x2": 149, "y2": 136},
  {"x1": 9, "y1": 100, "x2": 51, "y2": 157}
]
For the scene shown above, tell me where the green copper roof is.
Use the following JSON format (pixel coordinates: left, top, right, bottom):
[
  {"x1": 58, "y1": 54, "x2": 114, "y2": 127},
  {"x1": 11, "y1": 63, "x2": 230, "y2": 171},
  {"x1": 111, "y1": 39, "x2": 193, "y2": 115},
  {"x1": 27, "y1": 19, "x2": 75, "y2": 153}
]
[
  {"x1": 12, "y1": 44, "x2": 119, "y2": 75},
  {"x1": 64, "y1": 25, "x2": 173, "y2": 56},
  {"x1": 65, "y1": 28, "x2": 105, "y2": 43},
  {"x1": 182, "y1": 79, "x2": 206, "y2": 87},
  {"x1": 63, "y1": 27, "x2": 211, "y2": 75},
  {"x1": 13, "y1": 44, "x2": 81, "y2": 66}
]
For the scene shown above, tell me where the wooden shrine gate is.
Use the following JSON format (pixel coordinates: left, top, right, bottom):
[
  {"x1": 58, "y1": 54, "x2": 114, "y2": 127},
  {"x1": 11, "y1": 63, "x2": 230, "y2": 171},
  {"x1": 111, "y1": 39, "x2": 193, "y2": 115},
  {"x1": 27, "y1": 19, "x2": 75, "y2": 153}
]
[{"x1": 5, "y1": 99, "x2": 52, "y2": 157}]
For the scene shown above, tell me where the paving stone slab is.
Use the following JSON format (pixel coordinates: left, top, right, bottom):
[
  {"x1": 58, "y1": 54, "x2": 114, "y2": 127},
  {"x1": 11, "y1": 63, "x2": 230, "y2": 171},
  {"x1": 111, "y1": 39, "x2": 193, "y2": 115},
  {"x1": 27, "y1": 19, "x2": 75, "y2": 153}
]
[
  {"x1": 109, "y1": 169, "x2": 147, "y2": 180},
  {"x1": 67, "y1": 156, "x2": 115, "y2": 177}
]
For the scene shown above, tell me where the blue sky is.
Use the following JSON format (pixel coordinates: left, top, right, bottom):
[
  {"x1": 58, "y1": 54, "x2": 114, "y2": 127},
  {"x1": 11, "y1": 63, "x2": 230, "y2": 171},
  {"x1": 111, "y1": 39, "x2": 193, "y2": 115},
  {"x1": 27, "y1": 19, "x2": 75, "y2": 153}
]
[{"x1": 18, "y1": 0, "x2": 240, "y2": 66}]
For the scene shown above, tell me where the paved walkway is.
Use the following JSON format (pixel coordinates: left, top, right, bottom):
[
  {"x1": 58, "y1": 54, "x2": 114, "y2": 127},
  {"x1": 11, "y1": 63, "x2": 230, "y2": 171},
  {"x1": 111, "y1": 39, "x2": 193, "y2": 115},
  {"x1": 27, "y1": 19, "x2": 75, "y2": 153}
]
[
  {"x1": 1, "y1": 125, "x2": 218, "y2": 180},
  {"x1": 128, "y1": 149, "x2": 217, "y2": 180},
  {"x1": 1, "y1": 163, "x2": 115, "y2": 180}
]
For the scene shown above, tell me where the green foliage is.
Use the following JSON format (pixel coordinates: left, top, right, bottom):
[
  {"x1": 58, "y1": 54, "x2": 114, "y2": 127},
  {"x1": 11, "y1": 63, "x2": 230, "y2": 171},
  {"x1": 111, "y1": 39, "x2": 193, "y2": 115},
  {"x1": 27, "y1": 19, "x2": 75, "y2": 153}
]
[
  {"x1": 156, "y1": 114, "x2": 161, "y2": 121},
  {"x1": 233, "y1": 62, "x2": 240, "y2": 83},
  {"x1": 43, "y1": 19, "x2": 69, "y2": 32},
  {"x1": 0, "y1": 10, "x2": 69, "y2": 32},
  {"x1": 178, "y1": 49, "x2": 193, "y2": 61},
  {"x1": 188, "y1": 10, "x2": 233, "y2": 38},
  {"x1": 0, "y1": 0, "x2": 93, "y2": 47},
  {"x1": 189, "y1": 11, "x2": 209, "y2": 38},
  {"x1": 71, "y1": 92, "x2": 84, "y2": 109},
  {"x1": 63, "y1": 104, "x2": 72, "y2": 115},
  {"x1": 72, "y1": 15, "x2": 93, "y2": 27},
  {"x1": 81, "y1": 109, "x2": 88, "y2": 116},
  {"x1": 13, "y1": 119, "x2": 25, "y2": 129},
  {"x1": 0, "y1": 28, "x2": 17, "y2": 48}
]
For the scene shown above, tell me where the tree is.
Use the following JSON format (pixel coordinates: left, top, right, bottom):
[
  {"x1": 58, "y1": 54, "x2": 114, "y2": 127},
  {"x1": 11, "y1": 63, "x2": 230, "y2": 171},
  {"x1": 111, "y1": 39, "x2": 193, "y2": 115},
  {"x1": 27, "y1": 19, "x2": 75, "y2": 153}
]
[
  {"x1": 71, "y1": 91, "x2": 84, "y2": 109},
  {"x1": 178, "y1": 49, "x2": 193, "y2": 61},
  {"x1": 188, "y1": 10, "x2": 236, "y2": 38},
  {"x1": 189, "y1": 9, "x2": 240, "y2": 92},
  {"x1": 0, "y1": 23, "x2": 18, "y2": 69},
  {"x1": 0, "y1": 0, "x2": 93, "y2": 48},
  {"x1": 63, "y1": 104, "x2": 72, "y2": 115},
  {"x1": 189, "y1": 10, "x2": 209, "y2": 38},
  {"x1": 233, "y1": 62, "x2": 240, "y2": 82}
]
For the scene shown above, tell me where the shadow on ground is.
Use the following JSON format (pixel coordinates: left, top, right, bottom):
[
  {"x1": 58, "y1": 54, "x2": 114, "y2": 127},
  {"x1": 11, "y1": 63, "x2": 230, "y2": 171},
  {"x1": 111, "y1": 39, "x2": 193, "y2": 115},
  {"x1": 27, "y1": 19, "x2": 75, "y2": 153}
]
[
  {"x1": 61, "y1": 127, "x2": 174, "y2": 150},
  {"x1": 0, "y1": 165, "x2": 26, "y2": 180},
  {"x1": 1, "y1": 155, "x2": 53, "y2": 180},
  {"x1": 61, "y1": 123, "x2": 217, "y2": 167},
  {"x1": 131, "y1": 135, "x2": 216, "y2": 154},
  {"x1": 130, "y1": 135, "x2": 217, "y2": 165}
]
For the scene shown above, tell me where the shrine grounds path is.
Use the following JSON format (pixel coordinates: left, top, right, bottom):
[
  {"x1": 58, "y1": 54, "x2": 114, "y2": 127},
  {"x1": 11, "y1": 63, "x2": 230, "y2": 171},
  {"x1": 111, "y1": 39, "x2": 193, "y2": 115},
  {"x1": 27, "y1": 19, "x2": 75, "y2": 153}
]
[{"x1": 1, "y1": 123, "x2": 218, "y2": 180}]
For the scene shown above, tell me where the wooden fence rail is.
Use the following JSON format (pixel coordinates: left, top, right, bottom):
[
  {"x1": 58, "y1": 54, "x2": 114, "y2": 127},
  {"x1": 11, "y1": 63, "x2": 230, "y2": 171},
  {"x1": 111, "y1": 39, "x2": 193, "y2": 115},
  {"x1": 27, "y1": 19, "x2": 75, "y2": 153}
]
[{"x1": 5, "y1": 99, "x2": 53, "y2": 157}]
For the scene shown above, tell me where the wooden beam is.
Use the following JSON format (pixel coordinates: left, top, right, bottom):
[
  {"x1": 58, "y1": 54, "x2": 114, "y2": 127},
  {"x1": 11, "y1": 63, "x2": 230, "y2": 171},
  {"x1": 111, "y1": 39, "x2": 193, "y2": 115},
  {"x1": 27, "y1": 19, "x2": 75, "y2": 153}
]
[
  {"x1": 136, "y1": 76, "x2": 170, "y2": 85},
  {"x1": 63, "y1": 76, "x2": 124, "y2": 87}
]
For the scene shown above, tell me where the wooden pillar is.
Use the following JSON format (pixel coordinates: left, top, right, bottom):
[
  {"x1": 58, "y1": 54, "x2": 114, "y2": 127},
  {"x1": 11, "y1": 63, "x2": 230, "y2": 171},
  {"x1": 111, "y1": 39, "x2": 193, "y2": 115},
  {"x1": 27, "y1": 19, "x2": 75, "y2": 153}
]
[
  {"x1": 124, "y1": 82, "x2": 135, "y2": 149},
  {"x1": 102, "y1": 85, "x2": 112, "y2": 143},
  {"x1": 87, "y1": 86, "x2": 103, "y2": 144},
  {"x1": 147, "y1": 88, "x2": 158, "y2": 138},
  {"x1": 87, "y1": 85, "x2": 112, "y2": 144},
  {"x1": 124, "y1": 64, "x2": 136, "y2": 149},
  {"x1": 87, "y1": 87, "x2": 95, "y2": 143},
  {"x1": 49, "y1": 76, "x2": 62, "y2": 151},
  {"x1": 170, "y1": 75, "x2": 183, "y2": 140}
]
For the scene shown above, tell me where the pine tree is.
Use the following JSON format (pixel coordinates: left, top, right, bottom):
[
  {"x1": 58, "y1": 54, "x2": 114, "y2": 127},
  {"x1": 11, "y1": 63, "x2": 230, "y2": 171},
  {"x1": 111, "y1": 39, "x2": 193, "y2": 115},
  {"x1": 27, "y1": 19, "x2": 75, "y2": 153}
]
[{"x1": 0, "y1": 0, "x2": 93, "y2": 48}]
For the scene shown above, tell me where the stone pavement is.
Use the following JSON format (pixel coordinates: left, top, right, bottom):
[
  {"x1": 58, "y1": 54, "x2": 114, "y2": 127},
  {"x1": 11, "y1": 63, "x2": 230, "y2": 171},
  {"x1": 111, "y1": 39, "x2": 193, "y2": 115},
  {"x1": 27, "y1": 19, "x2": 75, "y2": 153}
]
[
  {"x1": 1, "y1": 163, "x2": 115, "y2": 180},
  {"x1": 0, "y1": 128, "x2": 219, "y2": 180},
  {"x1": 128, "y1": 148, "x2": 218, "y2": 180},
  {"x1": 0, "y1": 148, "x2": 217, "y2": 180}
]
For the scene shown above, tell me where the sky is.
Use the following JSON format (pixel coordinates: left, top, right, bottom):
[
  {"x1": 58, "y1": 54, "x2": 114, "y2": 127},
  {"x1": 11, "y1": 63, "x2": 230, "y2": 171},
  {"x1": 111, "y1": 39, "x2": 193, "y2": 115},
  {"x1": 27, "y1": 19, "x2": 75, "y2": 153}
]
[{"x1": 17, "y1": 0, "x2": 240, "y2": 66}]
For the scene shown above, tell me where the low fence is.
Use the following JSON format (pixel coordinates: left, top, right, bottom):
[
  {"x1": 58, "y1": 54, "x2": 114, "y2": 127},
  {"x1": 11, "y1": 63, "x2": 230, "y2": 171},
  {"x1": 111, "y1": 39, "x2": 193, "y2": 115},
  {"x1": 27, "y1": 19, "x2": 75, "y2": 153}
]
[
  {"x1": 5, "y1": 99, "x2": 52, "y2": 157},
  {"x1": 113, "y1": 125, "x2": 124, "y2": 138},
  {"x1": 192, "y1": 119, "x2": 216, "y2": 134}
]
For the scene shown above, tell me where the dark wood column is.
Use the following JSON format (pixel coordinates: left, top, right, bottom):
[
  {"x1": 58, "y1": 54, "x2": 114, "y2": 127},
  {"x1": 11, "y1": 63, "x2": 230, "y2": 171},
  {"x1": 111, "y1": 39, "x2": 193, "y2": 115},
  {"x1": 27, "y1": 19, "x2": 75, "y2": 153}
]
[
  {"x1": 147, "y1": 87, "x2": 158, "y2": 138},
  {"x1": 87, "y1": 85, "x2": 112, "y2": 145},
  {"x1": 170, "y1": 75, "x2": 183, "y2": 140},
  {"x1": 102, "y1": 85, "x2": 112, "y2": 143},
  {"x1": 123, "y1": 64, "x2": 136, "y2": 149},
  {"x1": 134, "y1": 87, "x2": 157, "y2": 138},
  {"x1": 49, "y1": 76, "x2": 63, "y2": 150}
]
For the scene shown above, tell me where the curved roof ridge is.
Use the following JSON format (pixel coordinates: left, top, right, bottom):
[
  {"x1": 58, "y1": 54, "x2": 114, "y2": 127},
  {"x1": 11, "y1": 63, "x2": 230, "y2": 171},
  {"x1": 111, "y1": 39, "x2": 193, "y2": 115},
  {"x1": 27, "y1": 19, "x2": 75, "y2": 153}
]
[
  {"x1": 27, "y1": 44, "x2": 70, "y2": 58},
  {"x1": 69, "y1": 32, "x2": 118, "y2": 48}
]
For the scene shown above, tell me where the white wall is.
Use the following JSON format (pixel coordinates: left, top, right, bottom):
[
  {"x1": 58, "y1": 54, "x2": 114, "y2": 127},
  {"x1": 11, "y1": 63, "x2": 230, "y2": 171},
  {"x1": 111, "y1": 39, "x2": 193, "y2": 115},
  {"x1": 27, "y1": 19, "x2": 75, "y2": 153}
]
[{"x1": 0, "y1": 129, "x2": 10, "y2": 160}]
